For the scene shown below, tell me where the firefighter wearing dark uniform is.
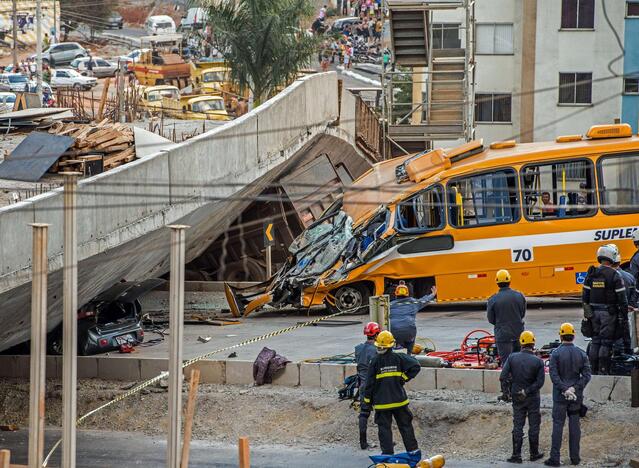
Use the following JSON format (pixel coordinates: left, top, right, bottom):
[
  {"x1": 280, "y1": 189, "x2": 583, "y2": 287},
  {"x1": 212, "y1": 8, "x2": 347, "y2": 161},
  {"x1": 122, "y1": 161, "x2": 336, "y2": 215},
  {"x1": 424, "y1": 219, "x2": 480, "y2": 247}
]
[
  {"x1": 355, "y1": 321, "x2": 380, "y2": 450},
  {"x1": 487, "y1": 269, "x2": 526, "y2": 364},
  {"x1": 362, "y1": 330, "x2": 421, "y2": 458},
  {"x1": 613, "y1": 246, "x2": 637, "y2": 353},
  {"x1": 628, "y1": 230, "x2": 639, "y2": 281},
  {"x1": 499, "y1": 330, "x2": 545, "y2": 464},
  {"x1": 582, "y1": 244, "x2": 628, "y2": 374},
  {"x1": 545, "y1": 323, "x2": 591, "y2": 467}
]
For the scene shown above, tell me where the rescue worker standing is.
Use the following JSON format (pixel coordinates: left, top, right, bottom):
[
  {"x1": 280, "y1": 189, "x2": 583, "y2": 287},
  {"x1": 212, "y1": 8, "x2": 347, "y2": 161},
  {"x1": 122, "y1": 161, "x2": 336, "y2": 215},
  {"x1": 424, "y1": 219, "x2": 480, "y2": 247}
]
[
  {"x1": 390, "y1": 281, "x2": 437, "y2": 354},
  {"x1": 362, "y1": 330, "x2": 422, "y2": 459},
  {"x1": 612, "y1": 246, "x2": 637, "y2": 353},
  {"x1": 582, "y1": 244, "x2": 628, "y2": 374},
  {"x1": 545, "y1": 323, "x2": 591, "y2": 467},
  {"x1": 355, "y1": 322, "x2": 380, "y2": 450},
  {"x1": 499, "y1": 330, "x2": 545, "y2": 464},
  {"x1": 628, "y1": 230, "x2": 639, "y2": 280},
  {"x1": 487, "y1": 269, "x2": 526, "y2": 363}
]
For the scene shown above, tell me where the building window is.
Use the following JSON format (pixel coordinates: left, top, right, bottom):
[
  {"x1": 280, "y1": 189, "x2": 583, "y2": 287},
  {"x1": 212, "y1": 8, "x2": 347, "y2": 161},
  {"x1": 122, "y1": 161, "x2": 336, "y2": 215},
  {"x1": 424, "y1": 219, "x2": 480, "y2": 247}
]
[
  {"x1": 558, "y1": 73, "x2": 592, "y2": 104},
  {"x1": 627, "y1": 2, "x2": 639, "y2": 17},
  {"x1": 476, "y1": 24, "x2": 514, "y2": 54},
  {"x1": 431, "y1": 23, "x2": 461, "y2": 49},
  {"x1": 448, "y1": 169, "x2": 519, "y2": 228},
  {"x1": 475, "y1": 93, "x2": 512, "y2": 123},
  {"x1": 624, "y1": 78, "x2": 639, "y2": 94},
  {"x1": 599, "y1": 154, "x2": 639, "y2": 214},
  {"x1": 561, "y1": 0, "x2": 595, "y2": 29}
]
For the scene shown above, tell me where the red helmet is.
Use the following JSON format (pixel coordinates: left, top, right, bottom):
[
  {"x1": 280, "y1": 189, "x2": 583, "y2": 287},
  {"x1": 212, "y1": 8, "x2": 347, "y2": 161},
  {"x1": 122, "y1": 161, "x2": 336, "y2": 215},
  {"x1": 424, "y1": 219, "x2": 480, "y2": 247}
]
[{"x1": 364, "y1": 322, "x2": 381, "y2": 337}]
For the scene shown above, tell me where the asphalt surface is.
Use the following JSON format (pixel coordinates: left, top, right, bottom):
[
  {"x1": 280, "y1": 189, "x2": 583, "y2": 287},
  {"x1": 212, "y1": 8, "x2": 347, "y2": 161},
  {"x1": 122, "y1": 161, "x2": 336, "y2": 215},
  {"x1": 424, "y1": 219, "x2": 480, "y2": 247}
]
[
  {"x1": 0, "y1": 429, "x2": 544, "y2": 468},
  {"x1": 131, "y1": 298, "x2": 585, "y2": 362}
]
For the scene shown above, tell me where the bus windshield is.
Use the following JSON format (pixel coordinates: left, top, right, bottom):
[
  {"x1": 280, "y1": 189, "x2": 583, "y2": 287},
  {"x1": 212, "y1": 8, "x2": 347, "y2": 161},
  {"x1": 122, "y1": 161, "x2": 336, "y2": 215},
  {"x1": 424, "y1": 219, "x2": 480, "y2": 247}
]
[{"x1": 202, "y1": 71, "x2": 225, "y2": 83}]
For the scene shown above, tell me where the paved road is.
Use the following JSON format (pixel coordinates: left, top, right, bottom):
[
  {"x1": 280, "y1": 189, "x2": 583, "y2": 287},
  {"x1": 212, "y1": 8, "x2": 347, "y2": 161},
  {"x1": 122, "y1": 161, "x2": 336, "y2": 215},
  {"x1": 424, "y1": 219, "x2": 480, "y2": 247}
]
[{"x1": 0, "y1": 429, "x2": 543, "y2": 468}]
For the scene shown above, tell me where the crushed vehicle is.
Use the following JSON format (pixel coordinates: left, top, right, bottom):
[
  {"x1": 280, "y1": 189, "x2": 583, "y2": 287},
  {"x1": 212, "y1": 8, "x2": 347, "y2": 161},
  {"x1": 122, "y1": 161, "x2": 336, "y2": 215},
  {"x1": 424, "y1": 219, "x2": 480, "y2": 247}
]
[
  {"x1": 47, "y1": 279, "x2": 163, "y2": 355},
  {"x1": 226, "y1": 124, "x2": 639, "y2": 316}
]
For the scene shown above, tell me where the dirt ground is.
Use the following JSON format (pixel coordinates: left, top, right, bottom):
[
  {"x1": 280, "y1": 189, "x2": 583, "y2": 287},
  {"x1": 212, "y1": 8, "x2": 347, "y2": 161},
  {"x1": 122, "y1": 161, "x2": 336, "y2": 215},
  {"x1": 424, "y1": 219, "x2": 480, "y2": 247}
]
[{"x1": 0, "y1": 379, "x2": 637, "y2": 466}]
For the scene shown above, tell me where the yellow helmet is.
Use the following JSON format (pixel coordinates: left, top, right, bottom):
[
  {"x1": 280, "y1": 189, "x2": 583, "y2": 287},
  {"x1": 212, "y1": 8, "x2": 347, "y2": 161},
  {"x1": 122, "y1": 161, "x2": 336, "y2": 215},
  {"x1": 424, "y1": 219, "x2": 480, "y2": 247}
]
[
  {"x1": 395, "y1": 281, "x2": 409, "y2": 297},
  {"x1": 495, "y1": 269, "x2": 511, "y2": 284},
  {"x1": 417, "y1": 455, "x2": 446, "y2": 468},
  {"x1": 375, "y1": 330, "x2": 396, "y2": 349},
  {"x1": 559, "y1": 322, "x2": 575, "y2": 336},
  {"x1": 519, "y1": 330, "x2": 535, "y2": 346}
]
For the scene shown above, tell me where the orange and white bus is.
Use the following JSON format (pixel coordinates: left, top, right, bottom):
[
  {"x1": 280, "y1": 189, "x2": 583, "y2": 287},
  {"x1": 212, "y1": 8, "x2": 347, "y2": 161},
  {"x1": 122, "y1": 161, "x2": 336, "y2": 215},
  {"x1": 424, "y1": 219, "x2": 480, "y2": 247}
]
[{"x1": 227, "y1": 123, "x2": 639, "y2": 316}]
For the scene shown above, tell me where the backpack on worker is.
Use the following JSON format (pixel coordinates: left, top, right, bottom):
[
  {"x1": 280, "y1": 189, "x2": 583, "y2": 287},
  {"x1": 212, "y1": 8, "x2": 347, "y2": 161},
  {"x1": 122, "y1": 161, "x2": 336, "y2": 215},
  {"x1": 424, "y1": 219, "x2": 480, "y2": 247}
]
[{"x1": 338, "y1": 374, "x2": 359, "y2": 400}]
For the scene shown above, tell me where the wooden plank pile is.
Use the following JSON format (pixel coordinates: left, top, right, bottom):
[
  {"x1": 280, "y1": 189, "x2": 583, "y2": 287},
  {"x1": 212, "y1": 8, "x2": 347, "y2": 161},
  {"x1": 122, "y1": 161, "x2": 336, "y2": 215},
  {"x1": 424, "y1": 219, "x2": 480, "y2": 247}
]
[{"x1": 47, "y1": 119, "x2": 136, "y2": 174}]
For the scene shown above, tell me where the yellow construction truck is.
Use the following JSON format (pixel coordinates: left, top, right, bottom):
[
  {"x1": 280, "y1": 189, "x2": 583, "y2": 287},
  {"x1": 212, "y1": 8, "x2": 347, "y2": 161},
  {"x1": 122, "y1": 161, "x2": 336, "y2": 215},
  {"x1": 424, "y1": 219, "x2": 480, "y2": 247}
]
[
  {"x1": 140, "y1": 86, "x2": 230, "y2": 121},
  {"x1": 130, "y1": 35, "x2": 191, "y2": 87}
]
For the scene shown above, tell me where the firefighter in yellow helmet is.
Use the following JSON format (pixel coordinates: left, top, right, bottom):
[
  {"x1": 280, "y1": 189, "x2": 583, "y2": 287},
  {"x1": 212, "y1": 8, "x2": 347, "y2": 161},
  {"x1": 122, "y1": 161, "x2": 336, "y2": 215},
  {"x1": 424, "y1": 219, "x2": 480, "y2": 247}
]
[
  {"x1": 545, "y1": 323, "x2": 591, "y2": 467},
  {"x1": 390, "y1": 280, "x2": 437, "y2": 355},
  {"x1": 499, "y1": 330, "x2": 545, "y2": 463},
  {"x1": 487, "y1": 269, "x2": 526, "y2": 364},
  {"x1": 362, "y1": 330, "x2": 422, "y2": 460}
]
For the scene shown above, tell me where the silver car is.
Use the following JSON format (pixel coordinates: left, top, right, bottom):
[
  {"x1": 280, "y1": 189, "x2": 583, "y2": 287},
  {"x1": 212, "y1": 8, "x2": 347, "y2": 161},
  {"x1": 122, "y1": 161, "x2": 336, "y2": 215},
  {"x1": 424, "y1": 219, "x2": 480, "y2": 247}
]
[
  {"x1": 37, "y1": 42, "x2": 88, "y2": 66},
  {"x1": 70, "y1": 57, "x2": 117, "y2": 78},
  {"x1": 0, "y1": 73, "x2": 29, "y2": 92}
]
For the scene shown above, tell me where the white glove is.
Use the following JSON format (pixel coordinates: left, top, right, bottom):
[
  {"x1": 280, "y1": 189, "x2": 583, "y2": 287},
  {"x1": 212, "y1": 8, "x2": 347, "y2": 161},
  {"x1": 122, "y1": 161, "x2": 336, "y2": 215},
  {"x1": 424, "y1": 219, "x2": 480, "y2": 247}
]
[{"x1": 563, "y1": 386, "x2": 577, "y2": 401}]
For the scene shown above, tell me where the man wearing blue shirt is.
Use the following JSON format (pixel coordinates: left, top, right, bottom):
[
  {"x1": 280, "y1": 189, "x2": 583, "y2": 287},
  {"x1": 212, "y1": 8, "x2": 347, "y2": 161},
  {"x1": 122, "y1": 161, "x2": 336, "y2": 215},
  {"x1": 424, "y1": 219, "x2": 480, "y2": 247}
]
[{"x1": 389, "y1": 281, "x2": 436, "y2": 355}]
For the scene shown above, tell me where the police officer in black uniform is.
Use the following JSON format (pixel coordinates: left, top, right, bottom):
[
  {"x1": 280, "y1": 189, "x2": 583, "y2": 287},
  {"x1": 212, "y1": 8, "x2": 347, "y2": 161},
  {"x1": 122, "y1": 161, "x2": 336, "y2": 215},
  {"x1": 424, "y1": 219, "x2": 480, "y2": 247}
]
[
  {"x1": 545, "y1": 323, "x2": 591, "y2": 467},
  {"x1": 362, "y1": 330, "x2": 422, "y2": 460},
  {"x1": 500, "y1": 330, "x2": 545, "y2": 464},
  {"x1": 582, "y1": 244, "x2": 628, "y2": 374}
]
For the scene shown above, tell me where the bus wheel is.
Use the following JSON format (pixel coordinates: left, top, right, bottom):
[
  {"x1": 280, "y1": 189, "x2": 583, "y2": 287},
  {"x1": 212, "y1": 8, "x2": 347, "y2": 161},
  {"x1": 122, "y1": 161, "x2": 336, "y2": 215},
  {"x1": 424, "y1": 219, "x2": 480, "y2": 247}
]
[{"x1": 330, "y1": 284, "x2": 370, "y2": 315}]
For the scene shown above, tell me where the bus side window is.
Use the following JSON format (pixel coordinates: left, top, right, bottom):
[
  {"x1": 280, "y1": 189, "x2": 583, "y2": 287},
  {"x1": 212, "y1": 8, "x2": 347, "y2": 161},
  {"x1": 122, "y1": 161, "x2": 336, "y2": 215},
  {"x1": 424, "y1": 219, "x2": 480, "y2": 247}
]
[
  {"x1": 521, "y1": 159, "x2": 596, "y2": 220},
  {"x1": 598, "y1": 153, "x2": 639, "y2": 214},
  {"x1": 396, "y1": 185, "x2": 444, "y2": 233},
  {"x1": 447, "y1": 169, "x2": 519, "y2": 228}
]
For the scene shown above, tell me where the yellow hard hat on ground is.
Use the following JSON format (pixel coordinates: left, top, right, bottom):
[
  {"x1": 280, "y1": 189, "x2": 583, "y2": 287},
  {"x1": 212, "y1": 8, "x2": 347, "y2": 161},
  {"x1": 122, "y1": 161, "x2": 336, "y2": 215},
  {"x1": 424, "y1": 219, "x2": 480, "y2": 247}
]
[
  {"x1": 520, "y1": 330, "x2": 535, "y2": 346},
  {"x1": 375, "y1": 330, "x2": 396, "y2": 349},
  {"x1": 395, "y1": 281, "x2": 409, "y2": 297},
  {"x1": 559, "y1": 322, "x2": 575, "y2": 336},
  {"x1": 495, "y1": 269, "x2": 511, "y2": 283}
]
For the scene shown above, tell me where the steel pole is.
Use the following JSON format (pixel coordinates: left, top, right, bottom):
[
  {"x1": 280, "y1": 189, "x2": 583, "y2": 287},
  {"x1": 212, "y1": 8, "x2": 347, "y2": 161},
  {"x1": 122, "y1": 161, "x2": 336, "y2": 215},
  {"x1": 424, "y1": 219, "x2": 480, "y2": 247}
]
[
  {"x1": 62, "y1": 172, "x2": 80, "y2": 468},
  {"x1": 36, "y1": 0, "x2": 42, "y2": 101},
  {"x1": 167, "y1": 225, "x2": 189, "y2": 468},
  {"x1": 12, "y1": 0, "x2": 17, "y2": 69},
  {"x1": 266, "y1": 245, "x2": 272, "y2": 278},
  {"x1": 28, "y1": 223, "x2": 49, "y2": 468}
]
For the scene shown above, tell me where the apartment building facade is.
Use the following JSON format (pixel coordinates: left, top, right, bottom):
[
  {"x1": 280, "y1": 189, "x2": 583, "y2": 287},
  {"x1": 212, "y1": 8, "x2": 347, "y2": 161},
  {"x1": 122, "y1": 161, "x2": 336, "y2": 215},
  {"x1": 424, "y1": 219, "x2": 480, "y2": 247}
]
[{"x1": 433, "y1": 0, "x2": 634, "y2": 144}]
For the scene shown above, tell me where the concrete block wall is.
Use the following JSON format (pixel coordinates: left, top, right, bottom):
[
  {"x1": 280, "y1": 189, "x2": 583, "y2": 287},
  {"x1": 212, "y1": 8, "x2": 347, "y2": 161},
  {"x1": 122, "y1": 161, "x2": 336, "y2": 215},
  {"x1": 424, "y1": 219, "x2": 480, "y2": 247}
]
[{"x1": 0, "y1": 356, "x2": 631, "y2": 404}]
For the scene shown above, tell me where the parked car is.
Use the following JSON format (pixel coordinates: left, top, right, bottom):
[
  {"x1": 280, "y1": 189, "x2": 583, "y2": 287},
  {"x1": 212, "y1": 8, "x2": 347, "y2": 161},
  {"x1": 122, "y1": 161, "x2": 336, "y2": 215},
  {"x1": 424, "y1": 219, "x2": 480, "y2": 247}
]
[
  {"x1": 0, "y1": 73, "x2": 29, "y2": 92},
  {"x1": 33, "y1": 42, "x2": 89, "y2": 66},
  {"x1": 47, "y1": 279, "x2": 164, "y2": 356},
  {"x1": 114, "y1": 49, "x2": 149, "y2": 69},
  {"x1": 106, "y1": 11, "x2": 124, "y2": 29},
  {"x1": 70, "y1": 56, "x2": 118, "y2": 78},
  {"x1": 145, "y1": 15, "x2": 176, "y2": 35},
  {"x1": 50, "y1": 68, "x2": 97, "y2": 90},
  {"x1": 331, "y1": 16, "x2": 360, "y2": 34},
  {"x1": 0, "y1": 92, "x2": 16, "y2": 113},
  {"x1": 179, "y1": 7, "x2": 208, "y2": 32}
]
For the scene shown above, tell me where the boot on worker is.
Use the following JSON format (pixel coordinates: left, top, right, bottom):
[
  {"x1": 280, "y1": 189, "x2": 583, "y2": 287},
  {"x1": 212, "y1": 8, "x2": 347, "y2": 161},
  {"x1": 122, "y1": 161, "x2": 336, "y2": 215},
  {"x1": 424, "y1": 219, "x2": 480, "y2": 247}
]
[
  {"x1": 362, "y1": 330, "x2": 422, "y2": 458},
  {"x1": 500, "y1": 330, "x2": 545, "y2": 463},
  {"x1": 355, "y1": 321, "x2": 380, "y2": 450}
]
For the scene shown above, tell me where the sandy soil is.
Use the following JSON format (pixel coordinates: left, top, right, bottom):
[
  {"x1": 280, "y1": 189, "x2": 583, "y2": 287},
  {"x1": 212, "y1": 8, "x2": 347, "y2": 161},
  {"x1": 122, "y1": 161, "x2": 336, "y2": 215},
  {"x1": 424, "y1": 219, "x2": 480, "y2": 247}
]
[{"x1": 0, "y1": 379, "x2": 637, "y2": 466}]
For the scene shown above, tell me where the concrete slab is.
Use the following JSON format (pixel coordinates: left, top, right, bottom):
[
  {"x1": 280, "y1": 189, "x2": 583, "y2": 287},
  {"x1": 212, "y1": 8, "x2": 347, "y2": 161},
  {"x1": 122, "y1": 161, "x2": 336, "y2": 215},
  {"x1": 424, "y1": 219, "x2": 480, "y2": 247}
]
[
  {"x1": 609, "y1": 375, "x2": 631, "y2": 402},
  {"x1": 272, "y1": 362, "x2": 300, "y2": 386},
  {"x1": 97, "y1": 357, "x2": 141, "y2": 381},
  {"x1": 225, "y1": 360, "x2": 254, "y2": 385},
  {"x1": 77, "y1": 357, "x2": 98, "y2": 379},
  {"x1": 436, "y1": 368, "x2": 483, "y2": 391},
  {"x1": 584, "y1": 375, "x2": 631, "y2": 403},
  {"x1": 184, "y1": 360, "x2": 225, "y2": 384},
  {"x1": 320, "y1": 363, "x2": 345, "y2": 390},
  {"x1": 406, "y1": 367, "x2": 437, "y2": 391},
  {"x1": 482, "y1": 369, "x2": 502, "y2": 394},
  {"x1": 139, "y1": 357, "x2": 168, "y2": 380},
  {"x1": 300, "y1": 362, "x2": 321, "y2": 388}
]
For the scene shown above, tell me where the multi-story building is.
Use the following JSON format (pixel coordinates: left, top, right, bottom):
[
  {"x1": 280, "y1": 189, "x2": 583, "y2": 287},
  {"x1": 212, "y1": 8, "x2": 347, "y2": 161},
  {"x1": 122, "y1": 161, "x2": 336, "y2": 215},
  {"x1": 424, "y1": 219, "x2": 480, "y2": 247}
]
[{"x1": 433, "y1": 0, "x2": 635, "y2": 143}]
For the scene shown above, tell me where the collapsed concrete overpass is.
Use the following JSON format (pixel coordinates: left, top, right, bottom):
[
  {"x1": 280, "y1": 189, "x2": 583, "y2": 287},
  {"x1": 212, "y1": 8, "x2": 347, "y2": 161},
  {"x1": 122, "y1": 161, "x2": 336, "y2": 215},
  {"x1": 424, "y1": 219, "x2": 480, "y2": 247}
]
[{"x1": 0, "y1": 72, "x2": 366, "y2": 351}]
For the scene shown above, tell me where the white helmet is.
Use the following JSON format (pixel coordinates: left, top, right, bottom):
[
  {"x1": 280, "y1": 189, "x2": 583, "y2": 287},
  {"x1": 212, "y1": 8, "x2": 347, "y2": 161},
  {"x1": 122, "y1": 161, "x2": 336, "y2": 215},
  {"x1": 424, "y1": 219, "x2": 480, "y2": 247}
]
[
  {"x1": 597, "y1": 244, "x2": 618, "y2": 263},
  {"x1": 633, "y1": 230, "x2": 639, "y2": 243}
]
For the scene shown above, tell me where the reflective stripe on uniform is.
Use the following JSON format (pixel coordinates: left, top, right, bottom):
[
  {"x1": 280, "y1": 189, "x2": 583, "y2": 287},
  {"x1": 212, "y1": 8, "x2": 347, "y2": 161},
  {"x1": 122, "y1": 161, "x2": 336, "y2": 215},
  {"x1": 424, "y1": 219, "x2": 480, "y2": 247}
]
[
  {"x1": 376, "y1": 371, "x2": 408, "y2": 380},
  {"x1": 363, "y1": 397, "x2": 370, "y2": 403},
  {"x1": 616, "y1": 287, "x2": 626, "y2": 292},
  {"x1": 373, "y1": 399, "x2": 410, "y2": 410},
  {"x1": 582, "y1": 285, "x2": 591, "y2": 290}
]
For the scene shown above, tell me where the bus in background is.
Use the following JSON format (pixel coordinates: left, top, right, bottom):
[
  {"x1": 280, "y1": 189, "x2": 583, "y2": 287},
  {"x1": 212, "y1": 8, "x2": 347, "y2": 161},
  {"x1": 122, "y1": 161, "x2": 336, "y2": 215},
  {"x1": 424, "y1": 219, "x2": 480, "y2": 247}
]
[{"x1": 226, "y1": 123, "x2": 639, "y2": 316}]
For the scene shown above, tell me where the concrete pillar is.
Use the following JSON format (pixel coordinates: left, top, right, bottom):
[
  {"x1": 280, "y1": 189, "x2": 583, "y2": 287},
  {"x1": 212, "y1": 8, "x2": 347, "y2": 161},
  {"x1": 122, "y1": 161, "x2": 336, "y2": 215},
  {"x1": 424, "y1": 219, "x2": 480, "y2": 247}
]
[{"x1": 519, "y1": 0, "x2": 537, "y2": 142}]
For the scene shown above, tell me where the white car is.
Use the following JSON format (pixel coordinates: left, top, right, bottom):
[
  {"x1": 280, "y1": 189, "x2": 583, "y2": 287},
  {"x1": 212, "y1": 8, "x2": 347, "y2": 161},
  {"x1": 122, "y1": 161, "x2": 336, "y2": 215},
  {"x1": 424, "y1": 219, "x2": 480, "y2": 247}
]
[
  {"x1": 0, "y1": 73, "x2": 29, "y2": 92},
  {"x1": 0, "y1": 92, "x2": 16, "y2": 113},
  {"x1": 70, "y1": 57, "x2": 118, "y2": 78},
  {"x1": 50, "y1": 68, "x2": 97, "y2": 90},
  {"x1": 114, "y1": 49, "x2": 150, "y2": 68}
]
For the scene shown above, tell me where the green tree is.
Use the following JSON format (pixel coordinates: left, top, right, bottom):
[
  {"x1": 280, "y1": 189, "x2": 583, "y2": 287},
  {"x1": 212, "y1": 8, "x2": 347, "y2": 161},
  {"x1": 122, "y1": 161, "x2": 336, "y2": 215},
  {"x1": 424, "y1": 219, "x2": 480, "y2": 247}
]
[{"x1": 202, "y1": 0, "x2": 318, "y2": 105}]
